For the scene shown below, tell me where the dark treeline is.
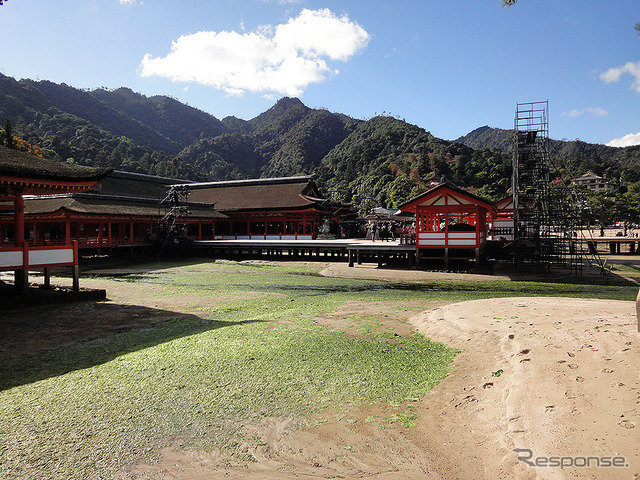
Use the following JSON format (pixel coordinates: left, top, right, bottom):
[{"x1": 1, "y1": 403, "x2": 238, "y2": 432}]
[{"x1": 2, "y1": 73, "x2": 639, "y2": 220}]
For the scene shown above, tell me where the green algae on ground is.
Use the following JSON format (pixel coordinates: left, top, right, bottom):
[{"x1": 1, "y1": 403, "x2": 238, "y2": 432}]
[{"x1": 0, "y1": 259, "x2": 635, "y2": 480}]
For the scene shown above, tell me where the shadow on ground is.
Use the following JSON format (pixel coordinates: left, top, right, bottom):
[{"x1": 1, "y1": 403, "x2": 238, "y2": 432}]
[{"x1": 0, "y1": 301, "x2": 259, "y2": 391}]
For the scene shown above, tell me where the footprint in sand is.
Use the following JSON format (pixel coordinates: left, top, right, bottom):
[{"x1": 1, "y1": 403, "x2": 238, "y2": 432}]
[
  {"x1": 454, "y1": 395, "x2": 478, "y2": 408},
  {"x1": 619, "y1": 419, "x2": 635, "y2": 429}
]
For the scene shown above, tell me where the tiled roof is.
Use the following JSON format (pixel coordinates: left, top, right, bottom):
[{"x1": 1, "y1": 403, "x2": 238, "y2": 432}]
[
  {"x1": 95, "y1": 171, "x2": 193, "y2": 200},
  {"x1": 398, "y1": 182, "x2": 496, "y2": 213},
  {"x1": 180, "y1": 176, "x2": 329, "y2": 212},
  {"x1": 23, "y1": 194, "x2": 227, "y2": 219},
  {"x1": 0, "y1": 146, "x2": 112, "y2": 182}
]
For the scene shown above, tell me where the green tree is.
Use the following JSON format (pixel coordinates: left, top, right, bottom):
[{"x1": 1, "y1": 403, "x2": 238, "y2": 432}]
[
  {"x1": 614, "y1": 182, "x2": 640, "y2": 224},
  {"x1": 1, "y1": 119, "x2": 15, "y2": 149},
  {"x1": 583, "y1": 190, "x2": 616, "y2": 226}
]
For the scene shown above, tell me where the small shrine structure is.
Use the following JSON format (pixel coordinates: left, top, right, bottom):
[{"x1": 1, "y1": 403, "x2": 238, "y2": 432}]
[{"x1": 398, "y1": 182, "x2": 496, "y2": 266}]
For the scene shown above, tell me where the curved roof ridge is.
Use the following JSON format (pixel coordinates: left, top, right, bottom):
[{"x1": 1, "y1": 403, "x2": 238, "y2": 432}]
[{"x1": 176, "y1": 175, "x2": 314, "y2": 189}]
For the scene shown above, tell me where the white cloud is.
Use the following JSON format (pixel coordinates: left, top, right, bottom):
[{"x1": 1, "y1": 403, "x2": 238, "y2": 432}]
[
  {"x1": 600, "y1": 61, "x2": 640, "y2": 93},
  {"x1": 562, "y1": 107, "x2": 609, "y2": 118},
  {"x1": 139, "y1": 8, "x2": 370, "y2": 96},
  {"x1": 606, "y1": 132, "x2": 640, "y2": 147},
  {"x1": 119, "y1": 0, "x2": 140, "y2": 5}
]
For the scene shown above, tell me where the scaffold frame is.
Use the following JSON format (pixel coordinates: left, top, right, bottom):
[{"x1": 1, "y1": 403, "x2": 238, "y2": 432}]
[{"x1": 512, "y1": 100, "x2": 587, "y2": 274}]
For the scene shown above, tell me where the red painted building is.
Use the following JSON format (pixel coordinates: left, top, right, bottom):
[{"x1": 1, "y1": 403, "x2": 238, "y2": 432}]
[
  {"x1": 1, "y1": 171, "x2": 228, "y2": 250},
  {"x1": 180, "y1": 176, "x2": 351, "y2": 239},
  {"x1": 0, "y1": 146, "x2": 111, "y2": 291},
  {"x1": 398, "y1": 182, "x2": 497, "y2": 266},
  {"x1": 1, "y1": 171, "x2": 351, "y2": 251}
]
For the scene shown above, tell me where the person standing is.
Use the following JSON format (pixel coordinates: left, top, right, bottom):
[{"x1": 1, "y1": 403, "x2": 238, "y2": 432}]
[{"x1": 380, "y1": 222, "x2": 388, "y2": 241}]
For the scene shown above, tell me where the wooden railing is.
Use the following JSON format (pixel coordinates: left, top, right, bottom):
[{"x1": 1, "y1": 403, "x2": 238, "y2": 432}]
[
  {"x1": 210, "y1": 233, "x2": 315, "y2": 241},
  {"x1": 0, "y1": 241, "x2": 78, "y2": 272}
]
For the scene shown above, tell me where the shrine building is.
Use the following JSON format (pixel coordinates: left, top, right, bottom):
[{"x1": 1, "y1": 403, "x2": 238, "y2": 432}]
[
  {"x1": 177, "y1": 176, "x2": 351, "y2": 239},
  {"x1": 398, "y1": 182, "x2": 497, "y2": 267},
  {"x1": 0, "y1": 146, "x2": 111, "y2": 292}
]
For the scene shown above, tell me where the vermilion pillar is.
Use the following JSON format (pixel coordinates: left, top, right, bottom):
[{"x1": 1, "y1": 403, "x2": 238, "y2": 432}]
[
  {"x1": 14, "y1": 192, "x2": 24, "y2": 246},
  {"x1": 65, "y1": 216, "x2": 72, "y2": 244}
]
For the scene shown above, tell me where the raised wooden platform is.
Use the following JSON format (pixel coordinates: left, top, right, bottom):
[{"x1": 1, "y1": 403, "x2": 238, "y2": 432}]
[
  {"x1": 582, "y1": 236, "x2": 640, "y2": 255},
  {"x1": 186, "y1": 238, "x2": 418, "y2": 267}
]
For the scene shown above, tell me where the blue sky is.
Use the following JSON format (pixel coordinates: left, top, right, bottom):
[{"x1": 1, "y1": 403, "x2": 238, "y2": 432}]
[{"x1": 1, "y1": 0, "x2": 639, "y2": 146}]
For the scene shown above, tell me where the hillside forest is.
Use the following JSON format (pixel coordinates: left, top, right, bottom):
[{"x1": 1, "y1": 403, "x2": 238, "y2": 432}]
[{"x1": 2, "y1": 73, "x2": 640, "y2": 224}]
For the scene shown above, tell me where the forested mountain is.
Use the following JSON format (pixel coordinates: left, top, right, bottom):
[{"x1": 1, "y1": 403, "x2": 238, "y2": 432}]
[
  {"x1": 318, "y1": 116, "x2": 510, "y2": 212},
  {"x1": 455, "y1": 126, "x2": 514, "y2": 153},
  {"x1": 91, "y1": 87, "x2": 227, "y2": 151},
  {"x1": 2, "y1": 73, "x2": 639, "y2": 215},
  {"x1": 457, "y1": 126, "x2": 640, "y2": 184},
  {"x1": 0, "y1": 74, "x2": 203, "y2": 179}
]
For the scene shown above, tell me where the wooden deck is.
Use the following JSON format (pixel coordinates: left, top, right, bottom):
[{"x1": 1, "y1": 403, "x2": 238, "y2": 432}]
[
  {"x1": 582, "y1": 236, "x2": 640, "y2": 254},
  {"x1": 169, "y1": 235, "x2": 640, "y2": 270},
  {"x1": 188, "y1": 238, "x2": 418, "y2": 267}
]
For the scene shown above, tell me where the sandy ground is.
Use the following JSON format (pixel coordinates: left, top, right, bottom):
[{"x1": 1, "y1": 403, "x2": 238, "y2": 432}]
[
  {"x1": 409, "y1": 297, "x2": 640, "y2": 480},
  {"x1": 5, "y1": 262, "x2": 639, "y2": 479}
]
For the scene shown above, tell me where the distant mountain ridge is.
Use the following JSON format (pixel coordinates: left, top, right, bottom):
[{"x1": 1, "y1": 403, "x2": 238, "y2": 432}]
[
  {"x1": 455, "y1": 126, "x2": 514, "y2": 152},
  {"x1": 2, "y1": 73, "x2": 640, "y2": 212},
  {"x1": 456, "y1": 126, "x2": 640, "y2": 180},
  {"x1": 91, "y1": 87, "x2": 227, "y2": 151}
]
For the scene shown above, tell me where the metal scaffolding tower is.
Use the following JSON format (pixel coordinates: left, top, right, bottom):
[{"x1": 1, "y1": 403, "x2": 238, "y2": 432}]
[{"x1": 512, "y1": 101, "x2": 586, "y2": 273}]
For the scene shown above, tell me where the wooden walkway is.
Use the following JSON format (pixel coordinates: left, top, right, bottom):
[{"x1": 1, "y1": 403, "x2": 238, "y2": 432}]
[
  {"x1": 186, "y1": 238, "x2": 418, "y2": 267},
  {"x1": 174, "y1": 236, "x2": 640, "y2": 270},
  {"x1": 583, "y1": 236, "x2": 640, "y2": 254}
]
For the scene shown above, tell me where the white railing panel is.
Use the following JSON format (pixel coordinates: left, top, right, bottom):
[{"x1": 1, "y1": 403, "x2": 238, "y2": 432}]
[
  {"x1": 493, "y1": 219, "x2": 513, "y2": 228},
  {"x1": 0, "y1": 250, "x2": 23, "y2": 269},
  {"x1": 418, "y1": 233, "x2": 446, "y2": 240},
  {"x1": 448, "y1": 232, "x2": 476, "y2": 239},
  {"x1": 448, "y1": 239, "x2": 477, "y2": 246},
  {"x1": 422, "y1": 240, "x2": 446, "y2": 246},
  {"x1": 29, "y1": 248, "x2": 74, "y2": 267}
]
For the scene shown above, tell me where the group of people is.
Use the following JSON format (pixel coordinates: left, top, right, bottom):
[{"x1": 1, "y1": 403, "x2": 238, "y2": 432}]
[{"x1": 366, "y1": 221, "x2": 396, "y2": 241}]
